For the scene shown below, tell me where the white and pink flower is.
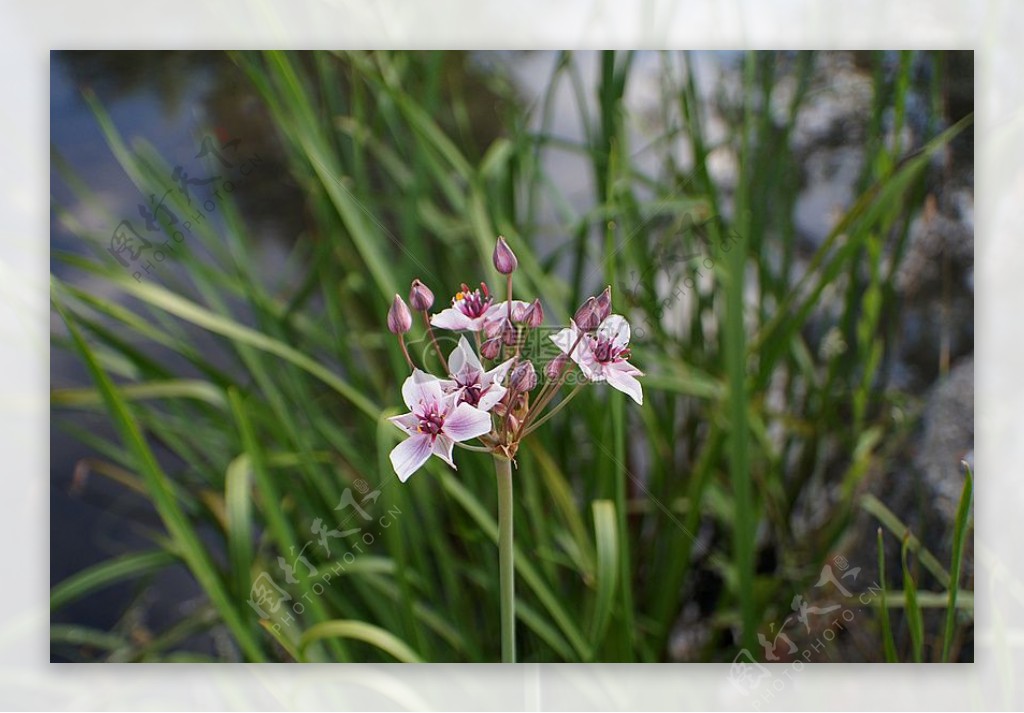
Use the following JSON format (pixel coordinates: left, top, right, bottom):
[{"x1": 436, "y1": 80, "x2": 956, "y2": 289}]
[
  {"x1": 431, "y1": 282, "x2": 533, "y2": 335},
  {"x1": 430, "y1": 283, "x2": 495, "y2": 332},
  {"x1": 440, "y1": 337, "x2": 515, "y2": 412},
  {"x1": 551, "y1": 314, "x2": 644, "y2": 405},
  {"x1": 388, "y1": 369, "x2": 493, "y2": 481}
]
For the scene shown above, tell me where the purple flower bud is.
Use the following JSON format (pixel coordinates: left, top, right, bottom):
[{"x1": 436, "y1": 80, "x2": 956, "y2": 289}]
[
  {"x1": 409, "y1": 278, "x2": 434, "y2": 311},
  {"x1": 480, "y1": 337, "x2": 502, "y2": 359},
  {"x1": 523, "y1": 299, "x2": 544, "y2": 328},
  {"x1": 595, "y1": 286, "x2": 612, "y2": 322},
  {"x1": 510, "y1": 360, "x2": 537, "y2": 392},
  {"x1": 573, "y1": 296, "x2": 600, "y2": 330},
  {"x1": 512, "y1": 301, "x2": 529, "y2": 322},
  {"x1": 387, "y1": 294, "x2": 412, "y2": 334},
  {"x1": 502, "y1": 320, "x2": 518, "y2": 346},
  {"x1": 493, "y1": 236, "x2": 518, "y2": 275},
  {"x1": 545, "y1": 353, "x2": 571, "y2": 380}
]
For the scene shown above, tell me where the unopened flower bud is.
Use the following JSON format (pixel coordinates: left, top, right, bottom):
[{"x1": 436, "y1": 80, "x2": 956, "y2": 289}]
[
  {"x1": 523, "y1": 299, "x2": 544, "y2": 328},
  {"x1": 493, "y1": 236, "x2": 518, "y2": 275},
  {"x1": 595, "y1": 286, "x2": 612, "y2": 322},
  {"x1": 484, "y1": 318, "x2": 502, "y2": 339},
  {"x1": 480, "y1": 337, "x2": 502, "y2": 359},
  {"x1": 573, "y1": 296, "x2": 600, "y2": 330},
  {"x1": 510, "y1": 360, "x2": 537, "y2": 392},
  {"x1": 409, "y1": 278, "x2": 434, "y2": 311},
  {"x1": 502, "y1": 320, "x2": 518, "y2": 346},
  {"x1": 387, "y1": 294, "x2": 413, "y2": 334},
  {"x1": 545, "y1": 353, "x2": 571, "y2": 380},
  {"x1": 512, "y1": 301, "x2": 529, "y2": 322}
]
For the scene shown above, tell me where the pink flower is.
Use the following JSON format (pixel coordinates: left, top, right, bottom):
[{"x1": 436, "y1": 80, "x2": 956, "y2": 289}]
[
  {"x1": 440, "y1": 337, "x2": 515, "y2": 412},
  {"x1": 551, "y1": 314, "x2": 644, "y2": 405},
  {"x1": 388, "y1": 369, "x2": 492, "y2": 482},
  {"x1": 430, "y1": 283, "x2": 495, "y2": 332}
]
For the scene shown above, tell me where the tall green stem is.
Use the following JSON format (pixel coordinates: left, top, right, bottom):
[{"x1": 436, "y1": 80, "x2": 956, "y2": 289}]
[{"x1": 495, "y1": 454, "x2": 516, "y2": 662}]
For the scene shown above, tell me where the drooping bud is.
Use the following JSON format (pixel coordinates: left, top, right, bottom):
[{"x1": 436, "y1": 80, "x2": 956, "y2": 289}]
[
  {"x1": 545, "y1": 353, "x2": 571, "y2": 380},
  {"x1": 480, "y1": 337, "x2": 502, "y2": 359},
  {"x1": 493, "y1": 236, "x2": 518, "y2": 275},
  {"x1": 573, "y1": 296, "x2": 600, "y2": 330},
  {"x1": 387, "y1": 294, "x2": 412, "y2": 334},
  {"x1": 595, "y1": 286, "x2": 612, "y2": 322},
  {"x1": 523, "y1": 299, "x2": 544, "y2": 328},
  {"x1": 510, "y1": 360, "x2": 537, "y2": 392},
  {"x1": 409, "y1": 278, "x2": 434, "y2": 311}
]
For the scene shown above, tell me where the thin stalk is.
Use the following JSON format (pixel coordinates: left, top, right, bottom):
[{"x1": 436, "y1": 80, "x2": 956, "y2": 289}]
[
  {"x1": 398, "y1": 334, "x2": 413, "y2": 369},
  {"x1": 420, "y1": 310, "x2": 450, "y2": 373},
  {"x1": 520, "y1": 330, "x2": 587, "y2": 435},
  {"x1": 495, "y1": 455, "x2": 516, "y2": 663},
  {"x1": 522, "y1": 382, "x2": 585, "y2": 436}
]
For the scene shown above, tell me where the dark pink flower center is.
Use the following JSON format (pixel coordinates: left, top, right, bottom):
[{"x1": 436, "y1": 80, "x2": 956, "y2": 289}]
[
  {"x1": 454, "y1": 282, "x2": 492, "y2": 319},
  {"x1": 460, "y1": 382, "x2": 483, "y2": 406},
  {"x1": 592, "y1": 337, "x2": 628, "y2": 364},
  {"x1": 417, "y1": 404, "x2": 446, "y2": 436}
]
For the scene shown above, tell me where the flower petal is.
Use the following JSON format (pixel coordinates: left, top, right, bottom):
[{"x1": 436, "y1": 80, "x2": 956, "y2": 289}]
[
  {"x1": 485, "y1": 300, "x2": 530, "y2": 324},
  {"x1": 430, "y1": 307, "x2": 474, "y2": 331},
  {"x1": 604, "y1": 361, "x2": 644, "y2": 405},
  {"x1": 442, "y1": 402, "x2": 492, "y2": 442},
  {"x1": 597, "y1": 314, "x2": 631, "y2": 351},
  {"x1": 401, "y1": 369, "x2": 444, "y2": 411},
  {"x1": 437, "y1": 378, "x2": 460, "y2": 394},
  {"x1": 449, "y1": 336, "x2": 483, "y2": 381},
  {"x1": 387, "y1": 412, "x2": 420, "y2": 435},
  {"x1": 550, "y1": 321, "x2": 581, "y2": 355},
  {"x1": 430, "y1": 434, "x2": 456, "y2": 469},
  {"x1": 483, "y1": 356, "x2": 516, "y2": 387},
  {"x1": 390, "y1": 433, "x2": 433, "y2": 482},
  {"x1": 476, "y1": 383, "x2": 508, "y2": 412}
]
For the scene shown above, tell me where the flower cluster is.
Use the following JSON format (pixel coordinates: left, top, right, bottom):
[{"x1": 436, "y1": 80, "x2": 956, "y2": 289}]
[{"x1": 385, "y1": 236, "x2": 643, "y2": 481}]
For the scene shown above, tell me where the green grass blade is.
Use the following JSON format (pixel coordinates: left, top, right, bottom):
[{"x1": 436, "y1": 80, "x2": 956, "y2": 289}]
[
  {"x1": 589, "y1": 500, "x2": 619, "y2": 647},
  {"x1": 50, "y1": 550, "x2": 176, "y2": 612},
  {"x1": 299, "y1": 620, "x2": 422, "y2": 663},
  {"x1": 225, "y1": 454, "x2": 255, "y2": 603},
  {"x1": 902, "y1": 536, "x2": 924, "y2": 662},
  {"x1": 876, "y1": 528, "x2": 898, "y2": 662},
  {"x1": 942, "y1": 462, "x2": 974, "y2": 661}
]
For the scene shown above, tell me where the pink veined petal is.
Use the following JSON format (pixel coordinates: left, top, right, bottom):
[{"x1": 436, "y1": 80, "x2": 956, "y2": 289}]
[
  {"x1": 390, "y1": 433, "x2": 434, "y2": 482},
  {"x1": 401, "y1": 369, "x2": 444, "y2": 412},
  {"x1": 571, "y1": 336, "x2": 601, "y2": 379},
  {"x1": 484, "y1": 356, "x2": 516, "y2": 387},
  {"x1": 614, "y1": 358, "x2": 644, "y2": 377},
  {"x1": 466, "y1": 315, "x2": 490, "y2": 332},
  {"x1": 387, "y1": 412, "x2": 420, "y2": 435},
  {"x1": 437, "y1": 378, "x2": 461, "y2": 395},
  {"x1": 604, "y1": 361, "x2": 644, "y2": 405},
  {"x1": 475, "y1": 382, "x2": 507, "y2": 412},
  {"x1": 430, "y1": 434, "x2": 456, "y2": 469},
  {"x1": 597, "y1": 314, "x2": 631, "y2": 351},
  {"x1": 484, "y1": 300, "x2": 530, "y2": 324},
  {"x1": 442, "y1": 402, "x2": 493, "y2": 442},
  {"x1": 430, "y1": 308, "x2": 475, "y2": 331},
  {"x1": 550, "y1": 321, "x2": 581, "y2": 355},
  {"x1": 448, "y1": 336, "x2": 483, "y2": 381}
]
